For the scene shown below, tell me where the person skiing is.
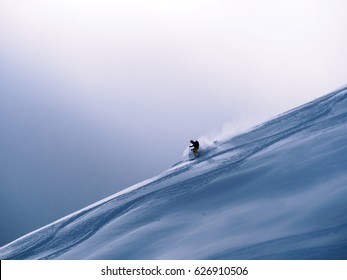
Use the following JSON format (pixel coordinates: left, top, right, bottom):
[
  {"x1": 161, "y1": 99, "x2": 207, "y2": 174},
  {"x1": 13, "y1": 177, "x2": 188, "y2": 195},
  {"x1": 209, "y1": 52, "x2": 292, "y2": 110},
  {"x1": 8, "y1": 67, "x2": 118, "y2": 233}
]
[{"x1": 190, "y1": 140, "x2": 199, "y2": 157}]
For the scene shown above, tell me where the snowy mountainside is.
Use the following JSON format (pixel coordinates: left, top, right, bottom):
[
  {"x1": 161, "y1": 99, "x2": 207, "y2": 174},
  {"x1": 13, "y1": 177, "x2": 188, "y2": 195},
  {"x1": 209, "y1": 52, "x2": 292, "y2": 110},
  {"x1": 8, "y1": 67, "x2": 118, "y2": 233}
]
[{"x1": 1, "y1": 87, "x2": 347, "y2": 259}]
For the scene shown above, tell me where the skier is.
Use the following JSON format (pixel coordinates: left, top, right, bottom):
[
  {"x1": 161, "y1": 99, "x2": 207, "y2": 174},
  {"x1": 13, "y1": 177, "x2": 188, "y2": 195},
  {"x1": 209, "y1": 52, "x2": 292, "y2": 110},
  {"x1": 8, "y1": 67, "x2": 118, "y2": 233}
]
[{"x1": 190, "y1": 140, "x2": 199, "y2": 157}]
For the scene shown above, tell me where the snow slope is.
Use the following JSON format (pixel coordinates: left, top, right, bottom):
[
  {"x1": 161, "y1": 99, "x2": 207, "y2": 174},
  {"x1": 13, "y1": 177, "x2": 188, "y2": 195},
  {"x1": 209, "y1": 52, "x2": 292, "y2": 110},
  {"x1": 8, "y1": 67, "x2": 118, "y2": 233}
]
[{"x1": 1, "y1": 86, "x2": 347, "y2": 260}]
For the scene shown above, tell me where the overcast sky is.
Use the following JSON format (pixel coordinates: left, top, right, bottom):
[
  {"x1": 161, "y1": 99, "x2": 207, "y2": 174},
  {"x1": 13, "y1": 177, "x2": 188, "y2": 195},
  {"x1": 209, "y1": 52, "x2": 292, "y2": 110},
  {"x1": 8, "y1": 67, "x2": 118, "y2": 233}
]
[{"x1": 1, "y1": 0, "x2": 347, "y2": 246}]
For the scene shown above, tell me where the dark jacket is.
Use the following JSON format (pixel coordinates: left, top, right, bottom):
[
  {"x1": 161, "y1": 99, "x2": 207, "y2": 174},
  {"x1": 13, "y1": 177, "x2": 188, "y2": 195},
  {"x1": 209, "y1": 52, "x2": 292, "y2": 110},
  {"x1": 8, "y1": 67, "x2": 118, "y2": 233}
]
[{"x1": 190, "y1": 140, "x2": 199, "y2": 149}]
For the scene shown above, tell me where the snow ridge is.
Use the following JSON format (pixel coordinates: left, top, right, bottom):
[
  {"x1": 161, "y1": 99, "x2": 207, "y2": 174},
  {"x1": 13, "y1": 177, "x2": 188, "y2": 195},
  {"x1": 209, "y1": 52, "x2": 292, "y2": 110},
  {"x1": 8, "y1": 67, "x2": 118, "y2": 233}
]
[{"x1": 1, "y1": 86, "x2": 347, "y2": 260}]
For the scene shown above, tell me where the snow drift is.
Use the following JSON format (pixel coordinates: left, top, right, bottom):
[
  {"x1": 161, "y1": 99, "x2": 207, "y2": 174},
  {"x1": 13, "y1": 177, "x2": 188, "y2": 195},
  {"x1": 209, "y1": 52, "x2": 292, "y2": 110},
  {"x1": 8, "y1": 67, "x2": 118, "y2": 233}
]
[{"x1": 1, "y1": 86, "x2": 347, "y2": 260}]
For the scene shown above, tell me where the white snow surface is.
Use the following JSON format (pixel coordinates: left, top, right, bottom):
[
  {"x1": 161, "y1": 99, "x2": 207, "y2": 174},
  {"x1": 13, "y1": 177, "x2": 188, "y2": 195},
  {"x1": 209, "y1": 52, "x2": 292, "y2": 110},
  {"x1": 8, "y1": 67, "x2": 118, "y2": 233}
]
[{"x1": 1, "y1": 87, "x2": 347, "y2": 260}]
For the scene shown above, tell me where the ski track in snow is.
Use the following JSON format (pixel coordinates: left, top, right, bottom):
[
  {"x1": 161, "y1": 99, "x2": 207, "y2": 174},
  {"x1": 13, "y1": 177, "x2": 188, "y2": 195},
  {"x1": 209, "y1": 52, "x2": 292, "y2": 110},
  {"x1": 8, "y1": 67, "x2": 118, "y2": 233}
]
[{"x1": 1, "y1": 86, "x2": 347, "y2": 259}]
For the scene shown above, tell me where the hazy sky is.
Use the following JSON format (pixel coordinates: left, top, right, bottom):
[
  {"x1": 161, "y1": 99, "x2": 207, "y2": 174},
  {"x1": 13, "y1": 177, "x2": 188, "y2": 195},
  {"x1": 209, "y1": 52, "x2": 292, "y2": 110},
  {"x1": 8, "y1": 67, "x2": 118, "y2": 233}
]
[{"x1": 1, "y1": 0, "x2": 347, "y2": 246}]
